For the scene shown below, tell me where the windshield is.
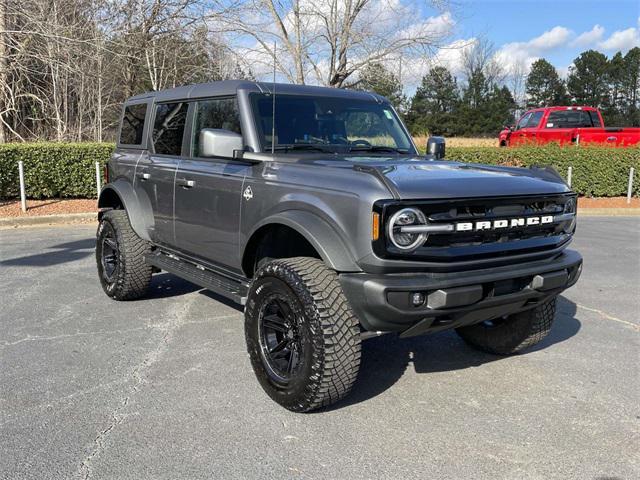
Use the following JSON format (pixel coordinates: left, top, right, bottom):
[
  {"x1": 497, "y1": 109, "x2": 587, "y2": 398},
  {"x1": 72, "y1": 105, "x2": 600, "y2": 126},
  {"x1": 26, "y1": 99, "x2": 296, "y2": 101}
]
[{"x1": 250, "y1": 93, "x2": 415, "y2": 154}]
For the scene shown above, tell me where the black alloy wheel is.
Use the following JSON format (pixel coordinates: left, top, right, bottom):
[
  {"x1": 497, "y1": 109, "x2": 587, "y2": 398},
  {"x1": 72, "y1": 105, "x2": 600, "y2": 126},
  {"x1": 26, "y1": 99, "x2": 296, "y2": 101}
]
[
  {"x1": 258, "y1": 295, "x2": 303, "y2": 383},
  {"x1": 100, "y1": 222, "x2": 119, "y2": 284}
]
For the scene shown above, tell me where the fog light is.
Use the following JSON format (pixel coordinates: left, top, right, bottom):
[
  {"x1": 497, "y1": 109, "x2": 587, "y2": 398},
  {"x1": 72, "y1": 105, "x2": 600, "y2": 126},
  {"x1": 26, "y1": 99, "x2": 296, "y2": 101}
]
[{"x1": 411, "y1": 292, "x2": 425, "y2": 307}]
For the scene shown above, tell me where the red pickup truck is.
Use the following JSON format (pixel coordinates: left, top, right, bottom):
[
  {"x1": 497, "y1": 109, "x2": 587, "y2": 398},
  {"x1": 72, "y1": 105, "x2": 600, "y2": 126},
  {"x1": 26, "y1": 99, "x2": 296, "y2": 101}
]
[{"x1": 499, "y1": 106, "x2": 640, "y2": 147}]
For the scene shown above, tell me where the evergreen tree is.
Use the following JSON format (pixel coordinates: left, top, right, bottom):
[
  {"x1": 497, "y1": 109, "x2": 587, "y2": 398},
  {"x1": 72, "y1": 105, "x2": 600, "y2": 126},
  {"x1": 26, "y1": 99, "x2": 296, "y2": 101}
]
[
  {"x1": 621, "y1": 47, "x2": 640, "y2": 126},
  {"x1": 486, "y1": 85, "x2": 517, "y2": 131},
  {"x1": 355, "y1": 62, "x2": 406, "y2": 112},
  {"x1": 406, "y1": 66, "x2": 458, "y2": 135},
  {"x1": 567, "y1": 50, "x2": 610, "y2": 107},
  {"x1": 525, "y1": 59, "x2": 568, "y2": 107},
  {"x1": 603, "y1": 52, "x2": 626, "y2": 125}
]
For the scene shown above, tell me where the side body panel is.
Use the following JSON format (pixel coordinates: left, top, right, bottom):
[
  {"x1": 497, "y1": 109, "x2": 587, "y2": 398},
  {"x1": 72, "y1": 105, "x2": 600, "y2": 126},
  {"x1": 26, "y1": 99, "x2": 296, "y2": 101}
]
[{"x1": 239, "y1": 161, "x2": 392, "y2": 274}]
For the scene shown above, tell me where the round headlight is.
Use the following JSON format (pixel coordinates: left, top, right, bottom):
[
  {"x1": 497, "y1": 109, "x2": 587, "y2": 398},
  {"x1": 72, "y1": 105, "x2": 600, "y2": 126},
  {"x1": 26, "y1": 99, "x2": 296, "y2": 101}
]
[{"x1": 388, "y1": 208, "x2": 427, "y2": 250}]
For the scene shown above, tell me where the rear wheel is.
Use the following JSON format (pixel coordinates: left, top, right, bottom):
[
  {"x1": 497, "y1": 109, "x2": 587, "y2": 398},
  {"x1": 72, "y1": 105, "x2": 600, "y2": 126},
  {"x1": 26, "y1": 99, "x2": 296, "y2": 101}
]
[
  {"x1": 96, "y1": 209, "x2": 152, "y2": 300},
  {"x1": 455, "y1": 297, "x2": 557, "y2": 355},
  {"x1": 245, "y1": 257, "x2": 361, "y2": 412}
]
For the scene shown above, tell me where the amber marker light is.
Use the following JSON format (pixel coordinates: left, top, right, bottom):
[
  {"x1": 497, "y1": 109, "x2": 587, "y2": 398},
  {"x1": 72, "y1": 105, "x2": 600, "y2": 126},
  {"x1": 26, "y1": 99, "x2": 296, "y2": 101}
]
[{"x1": 372, "y1": 212, "x2": 380, "y2": 241}]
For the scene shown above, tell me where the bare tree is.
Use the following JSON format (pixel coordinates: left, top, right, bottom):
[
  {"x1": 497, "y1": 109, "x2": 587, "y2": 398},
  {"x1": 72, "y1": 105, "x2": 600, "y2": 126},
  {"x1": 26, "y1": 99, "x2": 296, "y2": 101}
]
[
  {"x1": 212, "y1": 0, "x2": 453, "y2": 87},
  {"x1": 461, "y1": 36, "x2": 504, "y2": 87},
  {"x1": 0, "y1": 0, "x2": 239, "y2": 142},
  {"x1": 0, "y1": 0, "x2": 6, "y2": 143},
  {"x1": 507, "y1": 58, "x2": 528, "y2": 109}
]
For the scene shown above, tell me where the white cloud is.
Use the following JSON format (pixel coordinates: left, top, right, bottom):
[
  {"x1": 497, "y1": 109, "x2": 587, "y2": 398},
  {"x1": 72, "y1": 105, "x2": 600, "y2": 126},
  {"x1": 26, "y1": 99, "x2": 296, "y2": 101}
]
[
  {"x1": 570, "y1": 25, "x2": 605, "y2": 47},
  {"x1": 597, "y1": 27, "x2": 640, "y2": 52},
  {"x1": 527, "y1": 26, "x2": 572, "y2": 50},
  {"x1": 494, "y1": 26, "x2": 572, "y2": 73}
]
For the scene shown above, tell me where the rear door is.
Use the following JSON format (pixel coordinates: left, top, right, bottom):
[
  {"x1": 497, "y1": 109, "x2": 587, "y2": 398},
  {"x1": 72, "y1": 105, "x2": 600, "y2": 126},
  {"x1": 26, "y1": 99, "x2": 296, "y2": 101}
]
[
  {"x1": 144, "y1": 101, "x2": 189, "y2": 246},
  {"x1": 173, "y1": 97, "x2": 250, "y2": 271}
]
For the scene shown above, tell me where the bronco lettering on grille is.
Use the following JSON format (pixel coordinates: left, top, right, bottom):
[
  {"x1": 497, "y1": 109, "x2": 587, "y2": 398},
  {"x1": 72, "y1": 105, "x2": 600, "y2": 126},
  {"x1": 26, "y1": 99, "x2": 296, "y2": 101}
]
[{"x1": 455, "y1": 215, "x2": 554, "y2": 232}]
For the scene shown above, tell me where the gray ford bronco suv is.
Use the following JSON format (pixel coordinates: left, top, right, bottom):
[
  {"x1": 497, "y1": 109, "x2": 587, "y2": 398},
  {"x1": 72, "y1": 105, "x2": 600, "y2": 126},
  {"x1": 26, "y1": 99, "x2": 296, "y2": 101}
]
[{"x1": 97, "y1": 80, "x2": 582, "y2": 412}]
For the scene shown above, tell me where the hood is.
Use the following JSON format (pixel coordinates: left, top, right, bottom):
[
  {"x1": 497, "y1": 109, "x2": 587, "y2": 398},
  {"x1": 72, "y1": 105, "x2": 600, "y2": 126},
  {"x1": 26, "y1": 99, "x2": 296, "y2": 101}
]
[{"x1": 347, "y1": 159, "x2": 570, "y2": 200}]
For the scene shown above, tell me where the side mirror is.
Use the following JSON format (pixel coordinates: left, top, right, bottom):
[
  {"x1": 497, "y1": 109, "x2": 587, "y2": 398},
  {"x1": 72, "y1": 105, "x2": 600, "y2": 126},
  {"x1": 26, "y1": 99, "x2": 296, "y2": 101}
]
[
  {"x1": 504, "y1": 125, "x2": 514, "y2": 131},
  {"x1": 199, "y1": 128, "x2": 243, "y2": 158},
  {"x1": 425, "y1": 136, "x2": 445, "y2": 160}
]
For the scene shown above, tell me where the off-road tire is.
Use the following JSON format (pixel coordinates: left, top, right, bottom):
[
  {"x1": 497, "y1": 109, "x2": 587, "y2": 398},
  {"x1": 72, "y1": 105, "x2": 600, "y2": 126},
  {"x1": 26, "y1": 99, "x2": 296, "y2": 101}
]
[
  {"x1": 455, "y1": 297, "x2": 557, "y2": 355},
  {"x1": 96, "y1": 209, "x2": 152, "y2": 300},
  {"x1": 245, "y1": 257, "x2": 361, "y2": 412}
]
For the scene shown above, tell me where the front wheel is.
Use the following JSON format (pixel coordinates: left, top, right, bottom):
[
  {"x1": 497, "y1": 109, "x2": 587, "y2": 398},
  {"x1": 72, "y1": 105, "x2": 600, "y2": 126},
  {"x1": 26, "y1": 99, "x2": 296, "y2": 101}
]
[
  {"x1": 245, "y1": 257, "x2": 361, "y2": 412},
  {"x1": 455, "y1": 297, "x2": 557, "y2": 355}
]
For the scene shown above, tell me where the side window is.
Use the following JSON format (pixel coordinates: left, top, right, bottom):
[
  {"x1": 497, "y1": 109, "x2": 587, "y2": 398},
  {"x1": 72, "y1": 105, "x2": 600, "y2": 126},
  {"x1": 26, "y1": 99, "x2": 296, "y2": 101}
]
[
  {"x1": 515, "y1": 112, "x2": 532, "y2": 130},
  {"x1": 526, "y1": 111, "x2": 543, "y2": 128},
  {"x1": 192, "y1": 98, "x2": 242, "y2": 157},
  {"x1": 588, "y1": 110, "x2": 602, "y2": 127},
  {"x1": 119, "y1": 103, "x2": 147, "y2": 145},
  {"x1": 152, "y1": 102, "x2": 188, "y2": 155}
]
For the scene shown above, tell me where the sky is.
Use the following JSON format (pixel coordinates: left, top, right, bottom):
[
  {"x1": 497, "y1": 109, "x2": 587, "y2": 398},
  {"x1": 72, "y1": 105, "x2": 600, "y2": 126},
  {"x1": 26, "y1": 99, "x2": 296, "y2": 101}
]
[
  {"x1": 441, "y1": 0, "x2": 640, "y2": 77},
  {"x1": 229, "y1": 0, "x2": 640, "y2": 94}
]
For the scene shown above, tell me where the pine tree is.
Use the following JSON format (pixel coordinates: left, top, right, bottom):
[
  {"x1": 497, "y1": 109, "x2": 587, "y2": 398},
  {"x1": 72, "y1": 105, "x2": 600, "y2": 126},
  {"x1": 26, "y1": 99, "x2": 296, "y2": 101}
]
[
  {"x1": 567, "y1": 50, "x2": 610, "y2": 107},
  {"x1": 525, "y1": 59, "x2": 568, "y2": 107},
  {"x1": 355, "y1": 63, "x2": 406, "y2": 112},
  {"x1": 406, "y1": 66, "x2": 458, "y2": 135},
  {"x1": 621, "y1": 47, "x2": 640, "y2": 126}
]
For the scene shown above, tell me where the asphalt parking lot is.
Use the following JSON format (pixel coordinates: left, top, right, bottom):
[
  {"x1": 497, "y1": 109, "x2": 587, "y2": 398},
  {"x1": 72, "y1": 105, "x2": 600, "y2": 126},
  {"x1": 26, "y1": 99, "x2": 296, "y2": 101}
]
[{"x1": 1, "y1": 217, "x2": 638, "y2": 480}]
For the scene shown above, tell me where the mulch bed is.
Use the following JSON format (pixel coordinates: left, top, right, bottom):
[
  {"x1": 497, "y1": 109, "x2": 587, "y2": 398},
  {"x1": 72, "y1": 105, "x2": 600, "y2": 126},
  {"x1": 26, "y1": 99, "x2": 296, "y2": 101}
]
[
  {"x1": 0, "y1": 197, "x2": 638, "y2": 218},
  {"x1": 0, "y1": 199, "x2": 97, "y2": 217}
]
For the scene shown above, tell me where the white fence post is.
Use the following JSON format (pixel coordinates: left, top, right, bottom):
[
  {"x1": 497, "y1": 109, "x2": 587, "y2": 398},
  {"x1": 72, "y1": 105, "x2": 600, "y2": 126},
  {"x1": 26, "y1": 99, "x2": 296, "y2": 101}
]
[
  {"x1": 95, "y1": 161, "x2": 102, "y2": 198},
  {"x1": 18, "y1": 161, "x2": 27, "y2": 212},
  {"x1": 567, "y1": 166, "x2": 572, "y2": 187},
  {"x1": 628, "y1": 167, "x2": 635, "y2": 205}
]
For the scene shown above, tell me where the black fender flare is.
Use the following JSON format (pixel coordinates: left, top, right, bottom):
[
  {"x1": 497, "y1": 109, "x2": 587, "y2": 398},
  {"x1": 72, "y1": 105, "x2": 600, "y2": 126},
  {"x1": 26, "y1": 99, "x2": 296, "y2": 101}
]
[
  {"x1": 245, "y1": 210, "x2": 362, "y2": 273},
  {"x1": 97, "y1": 180, "x2": 154, "y2": 242}
]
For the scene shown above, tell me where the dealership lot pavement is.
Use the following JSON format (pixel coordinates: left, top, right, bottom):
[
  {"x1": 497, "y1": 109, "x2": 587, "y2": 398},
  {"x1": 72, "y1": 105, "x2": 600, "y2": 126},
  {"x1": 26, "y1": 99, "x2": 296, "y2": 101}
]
[{"x1": 1, "y1": 217, "x2": 638, "y2": 480}]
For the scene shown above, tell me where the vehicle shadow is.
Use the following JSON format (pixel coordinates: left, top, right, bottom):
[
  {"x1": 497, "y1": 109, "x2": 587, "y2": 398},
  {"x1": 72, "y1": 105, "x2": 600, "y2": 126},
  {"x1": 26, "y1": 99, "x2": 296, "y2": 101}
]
[
  {"x1": 144, "y1": 271, "x2": 244, "y2": 311},
  {"x1": 323, "y1": 296, "x2": 580, "y2": 412},
  {"x1": 145, "y1": 273, "x2": 202, "y2": 299},
  {"x1": 0, "y1": 238, "x2": 95, "y2": 267}
]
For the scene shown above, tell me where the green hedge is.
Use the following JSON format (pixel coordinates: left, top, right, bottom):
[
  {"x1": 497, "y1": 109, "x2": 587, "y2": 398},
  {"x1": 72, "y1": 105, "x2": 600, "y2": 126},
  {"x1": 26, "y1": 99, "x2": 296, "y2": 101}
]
[
  {"x1": 0, "y1": 143, "x2": 115, "y2": 199},
  {"x1": 445, "y1": 144, "x2": 640, "y2": 197},
  {"x1": 0, "y1": 142, "x2": 638, "y2": 199}
]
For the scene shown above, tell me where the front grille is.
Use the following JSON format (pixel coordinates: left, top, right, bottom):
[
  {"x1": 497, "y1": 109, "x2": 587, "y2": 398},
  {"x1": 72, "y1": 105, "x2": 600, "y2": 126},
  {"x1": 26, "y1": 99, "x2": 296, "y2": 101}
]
[{"x1": 374, "y1": 194, "x2": 575, "y2": 262}]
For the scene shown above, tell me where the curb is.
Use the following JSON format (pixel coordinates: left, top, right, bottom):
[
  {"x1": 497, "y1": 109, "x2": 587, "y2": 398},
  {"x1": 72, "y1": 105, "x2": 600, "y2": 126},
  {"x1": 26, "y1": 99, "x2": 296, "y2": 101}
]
[
  {"x1": 0, "y1": 212, "x2": 97, "y2": 228},
  {"x1": 577, "y1": 208, "x2": 640, "y2": 216}
]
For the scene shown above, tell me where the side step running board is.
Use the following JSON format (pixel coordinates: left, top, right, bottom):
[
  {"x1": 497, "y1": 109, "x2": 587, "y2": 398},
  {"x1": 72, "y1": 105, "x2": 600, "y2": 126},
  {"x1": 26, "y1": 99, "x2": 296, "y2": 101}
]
[{"x1": 145, "y1": 250, "x2": 249, "y2": 305}]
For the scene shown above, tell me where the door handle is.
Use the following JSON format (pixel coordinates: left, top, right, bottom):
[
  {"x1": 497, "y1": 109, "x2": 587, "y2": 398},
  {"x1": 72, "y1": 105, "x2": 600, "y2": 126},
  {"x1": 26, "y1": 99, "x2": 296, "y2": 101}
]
[
  {"x1": 137, "y1": 172, "x2": 150, "y2": 180},
  {"x1": 177, "y1": 178, "x2": 196, "y2": 188}
]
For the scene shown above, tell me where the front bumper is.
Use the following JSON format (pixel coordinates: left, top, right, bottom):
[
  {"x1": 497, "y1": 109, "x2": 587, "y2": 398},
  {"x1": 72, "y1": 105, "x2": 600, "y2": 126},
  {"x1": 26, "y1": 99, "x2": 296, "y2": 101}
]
[{"x1": 339, "y1": 250, "x2": 582, "y2": 337}]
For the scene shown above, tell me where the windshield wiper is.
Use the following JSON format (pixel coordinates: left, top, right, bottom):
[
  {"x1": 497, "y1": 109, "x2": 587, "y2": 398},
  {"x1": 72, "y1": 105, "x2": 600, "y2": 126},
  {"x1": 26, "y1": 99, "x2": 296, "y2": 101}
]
[
  {"x1": 348, "y1": 145, "x2": 409, "y2": 153},
  {"x1": 271, "y1": 144, "x2": 331, "y2": 153}
]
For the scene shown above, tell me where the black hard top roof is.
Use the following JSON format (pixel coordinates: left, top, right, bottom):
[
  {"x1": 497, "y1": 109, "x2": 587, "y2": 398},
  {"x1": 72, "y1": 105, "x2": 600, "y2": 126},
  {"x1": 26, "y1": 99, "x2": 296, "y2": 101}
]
[{"x1": 125, "y1": 80, "x2": 386, "y2": 104}]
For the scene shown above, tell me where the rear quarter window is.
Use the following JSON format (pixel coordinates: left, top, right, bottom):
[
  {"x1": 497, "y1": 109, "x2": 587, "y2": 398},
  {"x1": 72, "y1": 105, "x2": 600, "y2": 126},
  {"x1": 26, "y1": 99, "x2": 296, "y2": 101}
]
[{"x1": 119, "y1": 103, "x2": 148, "y2": 146}]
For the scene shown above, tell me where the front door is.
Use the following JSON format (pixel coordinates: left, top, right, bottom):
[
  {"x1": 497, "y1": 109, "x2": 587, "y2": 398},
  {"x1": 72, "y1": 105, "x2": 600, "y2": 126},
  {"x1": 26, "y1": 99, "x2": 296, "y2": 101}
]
[
  {"x1": 511, "y1": 111, "x2": 543, "y2": 146},
  {"x1": 173, "y1": 97, "x2": 250, "y2": 271}
]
